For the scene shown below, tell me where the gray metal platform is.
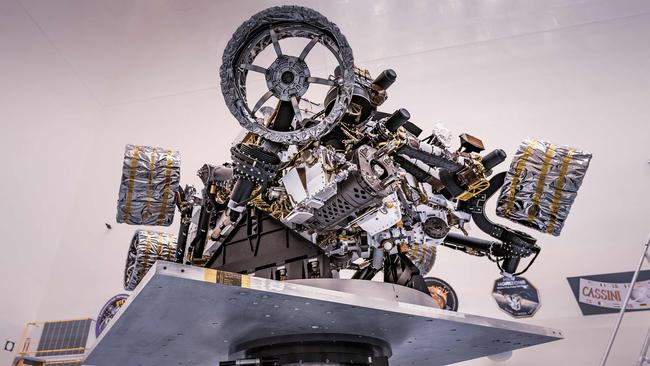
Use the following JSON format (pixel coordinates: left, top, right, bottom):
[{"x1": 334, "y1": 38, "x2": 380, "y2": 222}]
[{"x1": 84, "y1": 262, "x2": 562, "y2": 366}]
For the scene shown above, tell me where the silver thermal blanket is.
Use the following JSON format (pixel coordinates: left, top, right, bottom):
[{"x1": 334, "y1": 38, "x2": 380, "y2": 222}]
[
  {"x1": 124, "y1": 230, "x2": 178, "y2": 291},
  {"x1": 496, "y1": 139, "x2": 592, "y2": 236},
  {"x1": 116, "y1": 144, "x2": 180, "y2": 226}
]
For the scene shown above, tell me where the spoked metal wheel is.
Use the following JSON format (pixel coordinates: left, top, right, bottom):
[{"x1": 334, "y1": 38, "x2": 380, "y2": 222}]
[{"x1": 220, "y1": 6, "x2": 355, "y2": 144}]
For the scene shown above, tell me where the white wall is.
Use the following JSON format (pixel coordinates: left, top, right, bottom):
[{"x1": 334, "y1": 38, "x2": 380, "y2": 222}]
[
  {"x1": 2, "y1": 1, "x2": 650, "y2": 365},
  {"x1": 0, "y1": 1, "x2": 101, "y2": 364}
]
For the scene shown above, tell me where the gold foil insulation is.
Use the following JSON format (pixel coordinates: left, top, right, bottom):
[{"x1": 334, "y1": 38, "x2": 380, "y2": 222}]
[
  {"x1": 496, "y1": 139, "x2": 592, "y2": 236},
  {"x1": 116, "y1": 144, "x2": 181, "y2": 226},
  {"x1": 407, "y1": 243, "x2": 437, "y2": 275}
]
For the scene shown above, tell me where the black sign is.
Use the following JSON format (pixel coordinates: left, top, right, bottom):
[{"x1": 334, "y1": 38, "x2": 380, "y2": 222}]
[
  {"x1": 424, "y1": 277, "x2": 459, "y2": 311},
  {"x1": 567, "y1": 270, "x2": 650, "y2": 316},
  {"x1": 492, "y1": 276, "x2": 540, "y2": 317},
  {"x1": 4, "y1": 340, "x2": 14, "y2": 352}
]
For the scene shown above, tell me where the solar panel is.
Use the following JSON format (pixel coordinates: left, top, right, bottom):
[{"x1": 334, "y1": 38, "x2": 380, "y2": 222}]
[{"x1": 35, "y1": 319, "x2": 91, "y2": 357}]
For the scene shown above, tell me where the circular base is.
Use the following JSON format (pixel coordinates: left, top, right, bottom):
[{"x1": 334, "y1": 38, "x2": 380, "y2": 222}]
[
  {"x1": 288, "y1": 278, "x2": 438, "y2": 308},
  {"x1": 222, "y1": 280, "x2": 439, "y2": 366},
  {"x1": 233, "y1": 334, "x2": 391, "y2": 366}
]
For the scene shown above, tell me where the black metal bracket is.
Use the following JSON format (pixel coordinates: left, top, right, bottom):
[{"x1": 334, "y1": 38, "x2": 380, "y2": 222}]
[
  {"x1": 457, "y1": 172, "x2": 540, "y2": 274},
  {"x1": 383, "y1": 252, "x2": 431, "y2": 296},
  {"x1": 461, "y1": 172, "x2": 538, "y2": 249},
  {"x1": 205, "y1": 208, "x2": 331, "y2": 280},
  {"x1": 174, "y1": 186, "x2": 194, "y2": 264}
]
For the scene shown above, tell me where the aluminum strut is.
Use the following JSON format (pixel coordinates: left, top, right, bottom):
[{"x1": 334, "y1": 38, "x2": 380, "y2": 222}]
[{"x1": 600, "y1": 233, "x2": 650, "y2": 366}]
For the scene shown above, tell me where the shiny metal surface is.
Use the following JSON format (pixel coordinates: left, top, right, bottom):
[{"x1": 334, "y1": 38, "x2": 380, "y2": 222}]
[
  {"x1": 6, "y1": 2, "x2": 650, "y2": 366},
  {"x1": 496, "y1": 139, "x2": 592, "y2": 236},
  {"x1": 116, "y1": 144, "x2": 181, "y2": 226},
  {"x1": 124, "y1": 230, "x2": 177, "y2": 291},
  {"x1": 84, "y1": 262, "x2": 562, "y2": 366},
  {"x1": 287, "y1": 278, "x2": 437, "y2": 308}
]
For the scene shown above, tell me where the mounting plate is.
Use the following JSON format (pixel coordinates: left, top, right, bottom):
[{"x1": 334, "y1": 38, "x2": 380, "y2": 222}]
[{"x1": 84, "y1": 262, "x2": 562, "y2": 366}]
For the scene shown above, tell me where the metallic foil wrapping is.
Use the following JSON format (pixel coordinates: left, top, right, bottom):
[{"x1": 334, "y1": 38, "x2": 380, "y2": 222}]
[
  {"x1": 124, "y1": 230, "x2": 177, "y2": 291},
  {"x1": 496, "y1": 139, "x2": 592, "y2": 236},
  {"x1": 116, "y1": 144, "x2": 181, "y2": 226},
  {"x1": 407, "y1": 243, "x2": 437, "y2": 275}
]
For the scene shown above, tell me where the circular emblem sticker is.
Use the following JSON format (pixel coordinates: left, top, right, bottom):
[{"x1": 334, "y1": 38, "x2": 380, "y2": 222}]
[
  {"x1": 96, "y1": 293, "x2": 129, "y2": 337},
  {"x1": 424, "y1": 277, "x2": 459, "y2": 311},
  {"x1": 492, "y1": 276, "x2": 540, "y2": 317}
]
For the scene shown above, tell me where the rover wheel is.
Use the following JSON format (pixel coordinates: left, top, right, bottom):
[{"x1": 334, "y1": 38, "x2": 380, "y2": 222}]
[
  {"x1": 124, "y1": 230, "x2": 177, "y2": 291},
  {"x1": 220, "y1": 6, "x2": 355, "y2": 144}
]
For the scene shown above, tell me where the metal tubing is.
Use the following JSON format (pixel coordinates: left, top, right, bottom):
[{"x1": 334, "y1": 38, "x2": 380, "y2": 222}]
[
  {"x1": 600, "y1": 233, "x2": 650, "y2": 366},
  {"x1": 502, "y1": 256, "x2": 521, "y2": 275},
  {"x1": 444, "y1": 232, "x2": 514, "y2": 257},
  {"x1": 372, "y1": 69, "x2": 397, "y2": 90},
  {"x1": 385, "y1": 108, "x2": 410, "y2": 133},
  {"x1": 637, "y1": 327, "x2": 650, "y2": 366}
]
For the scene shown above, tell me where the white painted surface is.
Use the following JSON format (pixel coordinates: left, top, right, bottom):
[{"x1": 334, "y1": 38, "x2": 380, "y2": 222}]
[
  {"x1": 1, "y1": 0, "x2": 650, "y2": 364},
  {"x1": 0, "y1": 0, "x2": 101, "y2": 364}
]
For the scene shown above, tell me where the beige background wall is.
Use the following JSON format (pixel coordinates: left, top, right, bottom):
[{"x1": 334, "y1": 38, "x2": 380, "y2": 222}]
[{"x1": 1, "y1": 0, "x2": 650, "y2": 365}]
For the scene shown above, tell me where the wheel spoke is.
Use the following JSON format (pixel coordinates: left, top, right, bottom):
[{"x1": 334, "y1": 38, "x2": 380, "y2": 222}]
[
  {"x1": 240, "y1": 64, "x2": 267, "y2": 74},
  {"x1": 307, "y1": 76, "x2": 336, "y2": 86},
  {"x1": 290, "y1": 96, "x2": 302, "y2": 121},
  {"x1": 269, "y1": 27, "x2": 283, "y2": 56},
  {"x1": 251, "y1": 90, "x2": 274, "y2": 115},
  {"x1": 298, "y1": 37, "x2": 319, "y2": 61}
]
